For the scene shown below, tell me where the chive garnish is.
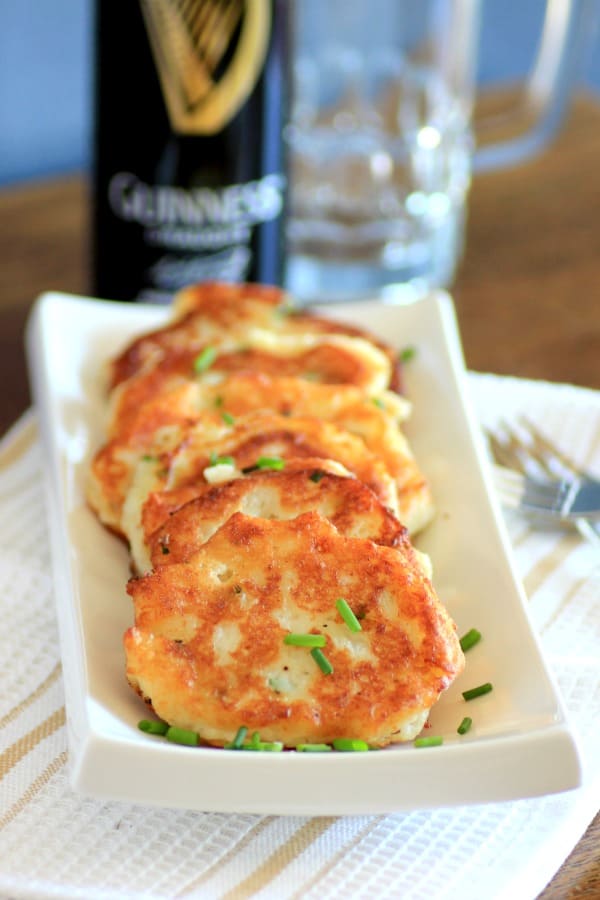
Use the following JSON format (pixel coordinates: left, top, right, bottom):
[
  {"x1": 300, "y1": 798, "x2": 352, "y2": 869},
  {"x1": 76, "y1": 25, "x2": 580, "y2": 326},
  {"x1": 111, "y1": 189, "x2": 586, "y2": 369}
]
[
  {"x1": 226, "y1": 725, "x2": 248, "y2": 749},
  {"x1": 256, "y1": 456, "x2": 285, "y2": 470},
  {"x1": 459, "y1": 628, "x2": 482, "y2": 652},
  {"x1": 208, "y1": 453, "x2": 235, "y2": 467},
  {"x1": 462, "y1": 682, "x2": 493, "y2": 701},
  {"x1": 311, "y1": 647, "x2": 334, "y2": 675},
  {"x1": 372, "y1": 397, "x2": 385, "y2": 409},
  {"x1": 399, "y1": 345, "x2": 416, "y2": 363},
  {"x1": 242, "y1": 739, "x2": 284, "y2": 752},
  {"x1": 193, "y1": 346, "x2": 218, "y2": 373},
  {"x1": 242, "y1": 457, "x2": 285, "y2": 473},
  {"x1": 284, "y1": 633, "x2": 326, "y2": 648},
  {"x1": 138, "y1": 719, "x2": 169, "y2": 735},
  {"x1": 165, "y1": 726, "x2": 199, "y2": 746},
  {"x1": 296, "y1": 743, "x2": 333, "y2": 752},
  {"x1": 221, "y1": 411, "x2": 235, "y2": 425},
  {"x1": 332, "y1": 738, "x2": 369, "y2": 752},
  {"x1": 336, "y1": 598, "x2": 362, "y2": 633},
  {"x1": 309, "y1": 470, "x2": 325, "y2": 483},
  {"x1": 414, "y1": 735, "x2": 443, "y2": 748},
  {"x1": 457, "y1": 716, "x2": 472, "y2": 735}
]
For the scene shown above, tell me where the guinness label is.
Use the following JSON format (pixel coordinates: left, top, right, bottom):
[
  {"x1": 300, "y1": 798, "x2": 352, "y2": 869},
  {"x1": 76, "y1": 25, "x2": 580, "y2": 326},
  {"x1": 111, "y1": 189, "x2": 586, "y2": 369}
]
[{"x1": 140, "y1": 0, "x2": 271, "y2": 135}]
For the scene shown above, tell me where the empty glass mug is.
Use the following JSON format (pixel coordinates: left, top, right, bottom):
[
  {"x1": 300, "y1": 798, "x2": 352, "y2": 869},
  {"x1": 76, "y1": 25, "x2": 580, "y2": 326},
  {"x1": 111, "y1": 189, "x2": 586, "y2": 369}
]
[{"x1": 284, "y1": 0, "x2": 591, "y2": 304}]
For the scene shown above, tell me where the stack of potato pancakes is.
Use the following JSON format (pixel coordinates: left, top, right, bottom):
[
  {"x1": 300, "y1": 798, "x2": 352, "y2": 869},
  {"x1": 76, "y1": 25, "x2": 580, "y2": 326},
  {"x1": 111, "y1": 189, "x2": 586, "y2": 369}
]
[{"x1": 87, "y1": 282, "x2": 464, "y2": 750}]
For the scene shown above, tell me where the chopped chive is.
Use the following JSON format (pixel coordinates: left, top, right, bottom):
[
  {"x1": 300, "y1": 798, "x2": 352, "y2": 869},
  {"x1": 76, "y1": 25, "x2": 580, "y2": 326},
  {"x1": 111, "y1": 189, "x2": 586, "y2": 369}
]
[
  {"x1": 332, "y1": 738, "x2": 370, "y2": 752},
  {"x1": 309, "y1": 470, "x2": 325, "y2": 483},
  {"x1": 414, "y1": 735, "x2": 443, "y2": 748},
  {"x1": 165, "y1": 726, "x2": 199, "y2": 746},
  {"x1": 214, "y1": 395, "x2": 224, "y2": 407},
  {"x1": 372, "y1": 397, "x2": 385, "y2": 409},
  {"x1": 221, "y1": 411, "x2": 235, "y2": 425},
  {"x1": 399, "y1": 345, "x2": 416, "y2": 363},
  {"x1": 138, "y1": 719, "x2": 169, "y2": 735},
  {"x1": 242, "y1": 457, "x2": 285, "y2": 474},
  {"x1": 141, "y1": 454, "x2": 157, "y2": 462},
  {"x1": 193, "y1": 346, "x2": 218, "y2": 373},
  {"x1": 256, "y1": 456, "x2": 285, "y2": 470},
  {"x1": 242, "y1": 740, "x2": 284, "y2": 752},
  {"x1": 296, "y1": 743, "x2": 333, "y2": 752},
  {"x1": 459, "y1": 628, "x2": 482, "y2": 652},
  {"x1": 208, "y1": 453, "x2": 235, "y2": 467},
  {"x1": 462, "y1": 682, "x2": 493, "y2": 701},
  {"x1": 457, "y1": 716, "x2": 472, "y2": 735},
  {"x1": 336, "y1": 597, "x2": 362, "y2": 633},
  {"x1": 225, "y1": 725, "x2": 248, "y2": 749},
  {"x1": 284, "y1": 633, "x2": 326, "y2": 648},
  {"x1": 311, "y1": 647, "x2": 334, "y2": 675}
]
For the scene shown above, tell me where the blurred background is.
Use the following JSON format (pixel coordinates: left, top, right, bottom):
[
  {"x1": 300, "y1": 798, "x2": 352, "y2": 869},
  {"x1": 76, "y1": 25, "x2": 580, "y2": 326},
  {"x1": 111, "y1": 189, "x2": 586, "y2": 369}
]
[{"x1": 0, "y1": 0, "x2": 598, "y2": 187}]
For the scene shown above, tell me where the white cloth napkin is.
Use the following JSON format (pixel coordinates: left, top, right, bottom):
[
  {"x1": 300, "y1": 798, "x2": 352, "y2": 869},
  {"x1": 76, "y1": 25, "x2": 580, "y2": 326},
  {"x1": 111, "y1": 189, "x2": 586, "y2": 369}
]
[{"x1": 0, "y1": 373, "x2": 599, "y2": 900}]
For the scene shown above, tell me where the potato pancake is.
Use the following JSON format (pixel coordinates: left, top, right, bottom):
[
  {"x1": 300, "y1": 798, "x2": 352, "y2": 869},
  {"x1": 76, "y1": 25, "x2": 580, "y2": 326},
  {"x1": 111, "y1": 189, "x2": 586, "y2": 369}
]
[
  {"x1": 125, "y1": 512, "x2": 464, "y2": 748},
  {"x1": 137, "y1": 457, "x2": 407, "y2": 573}
]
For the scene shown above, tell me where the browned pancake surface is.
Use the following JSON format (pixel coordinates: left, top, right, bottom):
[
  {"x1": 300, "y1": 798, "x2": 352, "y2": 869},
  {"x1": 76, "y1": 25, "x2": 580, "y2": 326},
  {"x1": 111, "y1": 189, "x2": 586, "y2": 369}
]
[{"x1": 125, "y1": 512, "x2": 464, "y2": 747}]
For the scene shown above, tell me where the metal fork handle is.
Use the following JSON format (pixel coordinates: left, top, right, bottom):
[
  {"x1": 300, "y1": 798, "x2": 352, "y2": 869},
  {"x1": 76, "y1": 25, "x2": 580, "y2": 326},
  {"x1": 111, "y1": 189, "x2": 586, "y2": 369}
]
[{"x1": 561, "y1": 479, "x2": 600, "y2": 519}]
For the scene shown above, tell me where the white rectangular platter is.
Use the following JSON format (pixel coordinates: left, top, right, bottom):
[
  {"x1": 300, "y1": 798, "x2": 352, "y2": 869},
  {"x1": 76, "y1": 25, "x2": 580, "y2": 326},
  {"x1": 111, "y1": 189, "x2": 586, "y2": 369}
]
[{"x1": 25, "y1": 290, "x2": 582, "y2": 814}]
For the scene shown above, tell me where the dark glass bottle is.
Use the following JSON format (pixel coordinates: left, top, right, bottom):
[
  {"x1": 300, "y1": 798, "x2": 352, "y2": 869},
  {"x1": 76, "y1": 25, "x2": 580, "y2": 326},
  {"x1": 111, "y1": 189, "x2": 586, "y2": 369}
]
[{"x1": 91, "y1": 0, "x2": 288, "y2": 303}]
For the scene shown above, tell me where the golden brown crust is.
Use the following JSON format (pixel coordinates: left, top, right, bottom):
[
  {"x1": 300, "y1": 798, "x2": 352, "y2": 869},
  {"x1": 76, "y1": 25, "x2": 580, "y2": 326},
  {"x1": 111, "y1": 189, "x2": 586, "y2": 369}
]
[
  {"x1": 85, "y1": 280, "x2": 464, "y2": 749},
  {"x1": 144, "y1": 458, "x2": 407, "y2": 570},
  {"x1": 125, "y1": 512, "x2": 464, "y2": 747},
  {"x1": 110, "y1": 281, "x2": 402, "y2": 393},
  {"x1": 89, "y1": 374, "x2": 432, "y2": 539}
]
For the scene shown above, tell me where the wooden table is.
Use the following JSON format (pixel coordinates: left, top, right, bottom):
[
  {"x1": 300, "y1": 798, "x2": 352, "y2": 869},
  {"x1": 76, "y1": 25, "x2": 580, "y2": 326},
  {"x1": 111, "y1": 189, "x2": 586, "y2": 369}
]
[{"x1": 0, "y1": 93, "x2": 599, "y2": 898}]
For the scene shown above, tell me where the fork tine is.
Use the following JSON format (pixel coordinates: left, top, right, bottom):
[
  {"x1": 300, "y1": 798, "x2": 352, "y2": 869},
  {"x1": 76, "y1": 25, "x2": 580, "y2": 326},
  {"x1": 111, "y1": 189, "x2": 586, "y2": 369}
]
[
  {"x1": 486, "y1": 422, "x2": 548, "y2": 480},
  {"x1": 485, "y1": 429, "x2": 524, "y2": 473},
  {"x1": 517, "y1": 416, "x2": 595, "y2": 481}
]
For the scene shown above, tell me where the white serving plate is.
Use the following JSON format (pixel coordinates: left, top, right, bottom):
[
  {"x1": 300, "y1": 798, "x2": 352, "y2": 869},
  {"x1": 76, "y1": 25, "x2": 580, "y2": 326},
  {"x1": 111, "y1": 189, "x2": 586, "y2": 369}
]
[{"x1": 25, "y1": 290, "x2": 582, "y2": 815}]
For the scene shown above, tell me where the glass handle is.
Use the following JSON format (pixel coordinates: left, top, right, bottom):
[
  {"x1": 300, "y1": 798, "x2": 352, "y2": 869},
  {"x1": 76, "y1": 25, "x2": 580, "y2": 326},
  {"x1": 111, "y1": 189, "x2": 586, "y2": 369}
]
[{"x1": 473, "y1": 0, "x2": 599, "y2": 172}]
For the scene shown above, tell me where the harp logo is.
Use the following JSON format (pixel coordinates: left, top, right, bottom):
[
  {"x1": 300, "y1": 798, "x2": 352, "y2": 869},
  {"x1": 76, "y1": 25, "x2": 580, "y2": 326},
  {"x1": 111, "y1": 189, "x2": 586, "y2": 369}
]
[{"x1": 140, "y1": 0, "x2": 271, "y2": 135}]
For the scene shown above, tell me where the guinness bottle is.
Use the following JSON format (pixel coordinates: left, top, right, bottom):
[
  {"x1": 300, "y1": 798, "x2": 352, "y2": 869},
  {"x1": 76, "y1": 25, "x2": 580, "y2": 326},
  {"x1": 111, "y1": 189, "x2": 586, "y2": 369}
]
[{"x1": 92, "y1": 0, "x2": 288, "y2": 303}]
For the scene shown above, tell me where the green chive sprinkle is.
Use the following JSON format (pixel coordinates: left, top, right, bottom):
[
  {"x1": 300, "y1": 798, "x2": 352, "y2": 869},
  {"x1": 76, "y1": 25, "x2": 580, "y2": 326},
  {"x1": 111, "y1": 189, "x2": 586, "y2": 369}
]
[
  {"x1": 332, "y1": 738, "x2": 370, "y2": 752},
  {"x1": 193, "y1": 346, "x2": 218, "y2": 373},
  {"x1": 209, "y1": 453, "x2": 235, "y2": 467},
  {"x1": 242, "y1": 456, "x2": 285, "y2": 474},
  {"x1": 459, "y1": 628, "x2": 482, "y2": 652},
  {"x1": 372, "y1": 397, "x2": 385, "y2": 409},
  {"x1": 242, "y1": 740, "x2": 284, "y2": 752},
  {"x1": 336, "y1": 598, "x2": 362, "y2": 633},
  {"x1": 165, "y1": 726, "x2": 199, "y2": 746},
  {"x1": 214, "y1": 395, "x2": 224, "y2": 407},
  {"x1": 311, "y1": 647, "x2": 334, "y2": 675},
  {"x1": 221, "y1": 411, "x2": 235, "y2": 425},
  {"x1": 256, "y1": 456, "x2": 285, "y2": 470},
  {"x1": 138, "y1": 719, "x2": 169, "y2": 735},
  {"x1": 309, "y1": 470, "x2": 325, "y2": 483},
  {"x1": 457, "y1": 716, "x2": 472, "y2": 735},
  {"x1": 226, "y1": 725, "x2": 248, "y2": 749},
  {"x1": 284, "y1": 633, "x2": 326, "y2": 648},
  {"x1": 296, "y1": 743, "x2": 333, "y2": 752},
  {"x1": 462, "y1": 682, "x2": 493, "y2": 701},
  {"x1": 414, "y1": 735, "x2": 443, "y2": 748},
  {"x1": 399, "y1": 345, "x2": 416, "y2": 363}
]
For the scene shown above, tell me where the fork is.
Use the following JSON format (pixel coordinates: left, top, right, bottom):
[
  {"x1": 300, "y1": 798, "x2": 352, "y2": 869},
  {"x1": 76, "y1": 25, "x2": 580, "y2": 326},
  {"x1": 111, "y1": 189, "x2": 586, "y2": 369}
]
[{"x1": 487, "y1": 417, "x2": 600, "y2": 544}]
